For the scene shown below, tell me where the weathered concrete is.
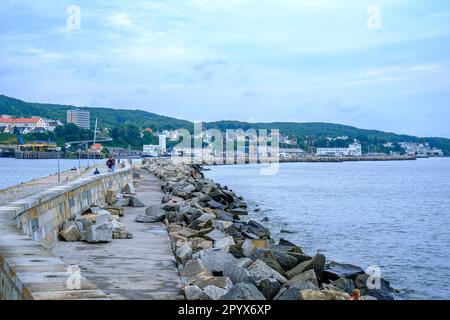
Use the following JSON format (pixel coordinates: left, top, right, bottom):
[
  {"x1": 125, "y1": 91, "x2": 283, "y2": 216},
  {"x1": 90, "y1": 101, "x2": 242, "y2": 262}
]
[{"x1": 52, "y1": 170, "x2": 184, "y2": 300}]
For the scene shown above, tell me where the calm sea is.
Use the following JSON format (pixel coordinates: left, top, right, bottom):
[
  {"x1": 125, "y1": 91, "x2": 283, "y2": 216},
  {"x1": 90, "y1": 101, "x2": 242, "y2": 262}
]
[
  {"x1": 0, "y1": 158, "x2": 88, "y2": 190},
  {"x1": 206, "y1": 158, "x2": 450, "y2": 300}
]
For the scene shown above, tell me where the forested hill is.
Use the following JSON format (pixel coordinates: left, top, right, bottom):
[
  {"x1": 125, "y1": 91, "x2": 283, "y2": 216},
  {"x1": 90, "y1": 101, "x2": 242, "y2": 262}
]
[
  {"x1": 0, "y1": 95, "x2": 192, "y2": 131},
  {"x1": 1, "y1": 94, "x2": 449, "y2": 154}
]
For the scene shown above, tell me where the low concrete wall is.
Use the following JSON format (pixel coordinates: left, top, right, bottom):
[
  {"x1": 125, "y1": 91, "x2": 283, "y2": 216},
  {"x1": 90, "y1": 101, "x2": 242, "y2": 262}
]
[{"x1": 0, "y1": 163, "x2": 133, "y2": 300}]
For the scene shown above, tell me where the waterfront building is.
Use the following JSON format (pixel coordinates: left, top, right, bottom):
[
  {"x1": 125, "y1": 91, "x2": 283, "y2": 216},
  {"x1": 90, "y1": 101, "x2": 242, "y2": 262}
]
[
  {"x1": 159, "y1": 134, "x2": 167, "y2": 152},
  {"x1": 0, "y1": 117, "x2": 48, "y2": 130},
  {"x1": 316, "y1": 142, "x2": 362, "y2": 157},
  {"x1": 67, "y1": 109, "x2": 90, "y2": 129}
]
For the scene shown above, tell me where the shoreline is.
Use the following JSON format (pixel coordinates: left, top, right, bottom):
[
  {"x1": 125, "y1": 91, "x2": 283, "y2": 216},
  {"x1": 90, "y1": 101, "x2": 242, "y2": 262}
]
[{"x1": 142, "y1": 158, "x2": 397, "y2": 300}]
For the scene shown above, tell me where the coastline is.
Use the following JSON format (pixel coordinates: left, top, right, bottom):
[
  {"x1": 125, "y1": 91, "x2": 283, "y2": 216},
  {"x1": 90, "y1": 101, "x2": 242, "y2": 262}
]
[{"x1": 142, "y1": 158, "x2": 397, "y2": 300}]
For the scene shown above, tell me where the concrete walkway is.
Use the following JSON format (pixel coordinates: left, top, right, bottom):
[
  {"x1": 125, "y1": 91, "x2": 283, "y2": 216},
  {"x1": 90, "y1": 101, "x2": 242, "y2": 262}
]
[
  {"x1": 0, "y1": 165, "x2": 101, "y2": 205},
  {"x1": 51, "y1": 169, "x2": 184, "y2": 300}
]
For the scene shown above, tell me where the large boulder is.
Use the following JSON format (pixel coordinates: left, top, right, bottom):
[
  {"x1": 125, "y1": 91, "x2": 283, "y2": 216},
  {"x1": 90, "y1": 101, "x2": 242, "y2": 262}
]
[
  {"x1": 95, "y1": 210, "x2": 112, "y2": 225},
  {"x1": 220, "y1": 283, "x2": 266, "y2": 300},
  {"x1": 257, "y1": 278, "x2": 282, "y2": 300},
  {"x1": 330, "y1": 277, "x2": 356, "y2": 294},
  {"x1": 194, "y1": 248, "x2": 238, "y2": 274},
  {"x1": 354, "y1": 274, "x2": 395, "y2": 300},
  {"x1": 247, "y1": 260, "x2": 287, "y2": 285},
  {"x1": 214, "y1": 236, "x2": 236, "y2": 252},
  {"x1": 323, "y1": 261, "x2": 365, "y2": 281},
  {"x1": 129, "y1": 196, "x2": 145, "y2": 207},
  {"x1": 285, "y1": 269, "x2": 319, "y2": 288},
  {"x1": 122, "y1": 182, "x2": 136, "y2": 195},
  {"x1": 272, "y1": 250, "x2": 298, "y2": 271},
  {"x1": 222, "y1": 262, "x2": 250, "y2": 284},
  {"x1": 59, "y1": 224, "x2": 81, "y2": 242},
  {"x1": 86, "y1": 223, "x2": 113, "y2": 243},
  {"x1": 176, "y1": 243, "x2": 193, "y2": 265},
  {"x1": 180, "y1": 259, "x2": 211, "y2": 278},
  {"x1": 184, "y1": 285, "x2": 203, "y2": 300},
  {"x1": 286, "y1": 253, "x2": 326, "y2": 279},
  {"x1": 202, "y1": 285, "x2": 228, "y2": 300}
]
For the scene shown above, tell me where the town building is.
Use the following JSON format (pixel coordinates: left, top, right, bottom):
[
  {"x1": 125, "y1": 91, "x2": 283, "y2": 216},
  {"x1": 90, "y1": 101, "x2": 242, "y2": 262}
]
[
  {"x1": 0, "y1": 117, "x2": 48, "y2": 130},
  {"x1": 67, "y1": 109, "x2": 90, "y2": 129},
  {"x1": 316, "y1": 142, "x2": 362, "y2": 157}
]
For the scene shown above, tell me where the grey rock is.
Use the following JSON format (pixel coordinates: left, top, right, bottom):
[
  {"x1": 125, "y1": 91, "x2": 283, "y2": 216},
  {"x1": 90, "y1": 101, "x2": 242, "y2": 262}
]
[
  {"x1": 271, "y1": 250, "x2": 298, "y2": 271},
  {"x1": 135, "y1": 213, "x2": 161, "y2": 223},
  {"x1": 202, "y1": 285, "x2": 228, "y2": 300},
  {"x1": 330, "y1": 277, "x2": 356, "y2": 294},
  {"x1": 95, "y1": 210, "x2": 112, "y2": 225},
  {"x1": 213, "y1": 236, "x2": 235, "y2": 252},
  {"x1": 129, "y1": 196, "x2": 146, "y2": 207},
  {"x1": 176, "y1": 243, "x2": 193, "y2": 265},
  {"x1": 354, "y1": 274, "x2": 395, "y2": 300},
  {"x1": 114, "y1": 198, "x2": 130, "y2": 207},
  {"x1": 257, "y1": 278, "x2": 282, "y2": 300},
  {"x1": 247, "y1": 260, "x2": 287, "y2": 285},
  {"x1": 285, "y1": 269, "x2": 319, "y2": 288},
  {"x1": 204, "y1": 229, "x2": 228, "y2": 242},
  {"x1": 180, "y1": 259, "x2": 211, "y2": 278},
  {"x1": 220, "y1": 283, "x2": 266, "y2": 300},
  {"x1": 86, "y1": 223, "x2": 113, "y2": 243},
  {"x1": 222, "y1": 262, "x2": 250, "y2": 284},
  {"x1": 236, "y1": 258, "x2": 253, "y2": 269},
  {"x1": 324, "y1": 261, "x2": 365, "y2": 281},
  {"x1": 122, "y1": 182, "x2": 136, "y2": 195},
  {"x1": 184, "y1": 285, "x2": 203, "y2": 300},
  {"x1": 286, "y1": 253, "x2": 326, "y2": 279},
  {"x1": 194, "y1": 248, "x2": 238, "y2": 274}
]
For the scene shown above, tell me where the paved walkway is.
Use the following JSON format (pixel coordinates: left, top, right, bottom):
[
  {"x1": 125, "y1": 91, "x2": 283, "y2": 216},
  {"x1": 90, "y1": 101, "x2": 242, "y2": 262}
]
[
  {"x1": 51, "y1": 169, "x2": 184, "y2": 300},
  {"x1": 0, "y1": 165, "x2": 101, "y2": 205}
]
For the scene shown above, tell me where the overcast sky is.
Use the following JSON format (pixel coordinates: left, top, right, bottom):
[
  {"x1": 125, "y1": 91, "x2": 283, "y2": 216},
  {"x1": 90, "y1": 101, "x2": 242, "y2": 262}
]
[{"x1": 1, "y1": 0, "x2": 450, "y2": 137}]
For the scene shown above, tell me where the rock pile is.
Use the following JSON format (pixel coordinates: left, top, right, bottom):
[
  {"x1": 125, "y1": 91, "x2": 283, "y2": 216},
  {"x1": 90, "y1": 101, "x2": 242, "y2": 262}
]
[
  {"x1": 58, "y1": 184, "x2": 140, "y2": 244},
  {"x1": 141, "y1": 159, "x2": 396, "y2": 301}
]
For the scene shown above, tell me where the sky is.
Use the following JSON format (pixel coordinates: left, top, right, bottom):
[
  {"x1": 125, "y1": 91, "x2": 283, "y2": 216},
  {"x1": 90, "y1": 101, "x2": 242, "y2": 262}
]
[{"x1": 1, "y1": 0, "x2": 450, "y2": 137}]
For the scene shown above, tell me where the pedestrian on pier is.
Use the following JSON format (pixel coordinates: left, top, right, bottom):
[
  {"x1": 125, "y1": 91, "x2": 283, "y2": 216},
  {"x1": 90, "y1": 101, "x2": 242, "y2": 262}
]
[{"x1": 106, "y1": 156, "x2": 116, "y2": 173}]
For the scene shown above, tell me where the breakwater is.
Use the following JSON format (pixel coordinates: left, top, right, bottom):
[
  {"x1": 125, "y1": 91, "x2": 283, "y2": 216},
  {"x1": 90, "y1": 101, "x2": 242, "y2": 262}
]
[
  {"x1": 0, "y1": 162, "x2": 132, "y2": 300},
  {"x1": 142, "y1": 158, "x2": 397, "y2": 300}
]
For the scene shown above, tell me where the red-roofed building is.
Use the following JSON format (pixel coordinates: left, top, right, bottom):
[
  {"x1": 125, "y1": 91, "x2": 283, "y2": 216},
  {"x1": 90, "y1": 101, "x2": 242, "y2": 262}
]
[{"x1": 0, "y1": 117, "x2": 48, "y2": 130}]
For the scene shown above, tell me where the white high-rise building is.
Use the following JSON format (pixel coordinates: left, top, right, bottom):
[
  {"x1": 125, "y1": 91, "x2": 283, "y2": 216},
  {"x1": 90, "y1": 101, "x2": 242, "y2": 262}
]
[
  {"x1": 67, "y1": 109, "x2": 90, "y2": 129},
  {"x1": 159, "y1": 134, "x2": 167, "y2": 152}
]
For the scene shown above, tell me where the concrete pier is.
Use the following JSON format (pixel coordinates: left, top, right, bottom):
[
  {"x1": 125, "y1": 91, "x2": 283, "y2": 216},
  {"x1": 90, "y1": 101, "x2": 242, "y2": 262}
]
[{"x1": 51, "y1": 169, "x2": 184, "y2": 300}]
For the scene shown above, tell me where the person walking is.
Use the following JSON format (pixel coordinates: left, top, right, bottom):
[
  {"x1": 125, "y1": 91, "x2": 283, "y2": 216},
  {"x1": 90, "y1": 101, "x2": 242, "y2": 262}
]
[{"x1": 106, "y1": 156, "x2": 116, "y2": 173}]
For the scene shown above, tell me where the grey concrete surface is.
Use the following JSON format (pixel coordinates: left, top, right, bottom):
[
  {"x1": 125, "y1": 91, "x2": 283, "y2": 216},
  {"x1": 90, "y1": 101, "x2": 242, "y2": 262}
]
[{"x1": 52, "y1": 169, "x2": 184, "y2": 300}]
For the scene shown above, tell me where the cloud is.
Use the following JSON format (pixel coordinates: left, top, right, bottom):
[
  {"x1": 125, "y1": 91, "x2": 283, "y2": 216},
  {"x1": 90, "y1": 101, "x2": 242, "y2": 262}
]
[
  {"x1": 190, "y1": 59, "x2": 227, "y2": 81},
  {"x1": 106, "y1": 13, "x2": 133, "y2": 27}
]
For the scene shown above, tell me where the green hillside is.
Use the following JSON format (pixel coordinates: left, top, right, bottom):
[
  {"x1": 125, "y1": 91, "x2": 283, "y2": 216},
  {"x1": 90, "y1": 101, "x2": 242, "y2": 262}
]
[{"x1": 1, "y1": 94, "x2": 449, "y2": 155}]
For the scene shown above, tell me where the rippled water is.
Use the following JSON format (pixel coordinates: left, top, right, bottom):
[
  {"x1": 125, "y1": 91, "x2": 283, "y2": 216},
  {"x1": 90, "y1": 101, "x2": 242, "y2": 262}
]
[
  {"x1": 0, "y1": 158, "x2": 88, "y2": 190},
  {"x1": 206, "y1": 158, "x2": 450, "y2": 300}
]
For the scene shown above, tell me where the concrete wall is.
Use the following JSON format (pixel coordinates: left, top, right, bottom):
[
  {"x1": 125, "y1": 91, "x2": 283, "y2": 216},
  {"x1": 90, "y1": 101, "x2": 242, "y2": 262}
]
[{"x1": 0, "y1": 164, "x2": 132, "y2": 300}]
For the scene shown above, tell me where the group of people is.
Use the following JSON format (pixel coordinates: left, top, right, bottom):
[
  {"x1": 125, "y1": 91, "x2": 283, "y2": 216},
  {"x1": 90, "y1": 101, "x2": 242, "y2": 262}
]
[{"x1": 93, "y1": 156, "x2": 117, "y2": 175}]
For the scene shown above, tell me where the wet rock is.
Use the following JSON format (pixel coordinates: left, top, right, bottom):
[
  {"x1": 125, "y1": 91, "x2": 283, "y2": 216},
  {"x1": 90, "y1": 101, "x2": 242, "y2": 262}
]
[
  {"x1": 324, "y1": 261, "x2": 365, "y2": 281},
  {"x1": 287, "y1": 252, "x2": 312, "y2": 264},
  {"x1": 184, "y1": 285, "x2": 203, "y2": 300},
  {"x1": 279, "y1": 238, "x2": 297, "y2": 247},
  {"x1": 176, "y1": 243, "x2": 193, "y2": 265},
  {"x1": 229, "y1": 208, "x2": 247, "y2": 215},
  {"x1": 247, "y1": 220, "x2": 271, "y2": 238},
  {"x1": 330, "y1": 277, "x2": 356, "y2": 294},
  {"x1": 354, "y1": 274, "x2": 395, "y2": 300},
  {"x1": 220, "y1": 283, "x2": 266, "y2": 300},
  {"x1": 257, "y1": 278, "x2": 282, "y2": 300},
  {"x1": 86, "y1": 223, "x2": 113, "y2": 243},
  {"x1": 272, "y1": 251, "x2": 298, "y2": 271},
  {"x1": 247, "y1": 260, "x2": 287, "y2": 285},
  {"x1": 242, "y1": 239, "x2": 268, "y2": 257},
  {"x1": 203, "y1": 285, "x2": 228, "y2": 300},
  {"x1": 286, "y1": 253, "x2": 326, "y2": 279}
]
